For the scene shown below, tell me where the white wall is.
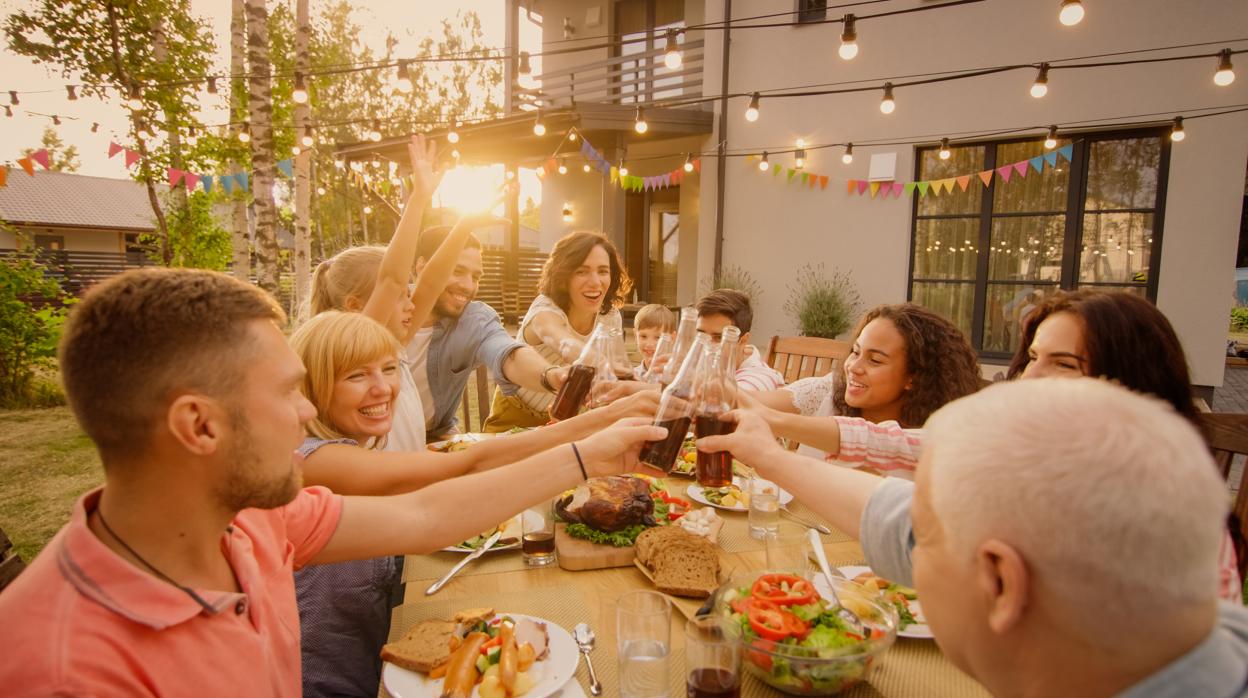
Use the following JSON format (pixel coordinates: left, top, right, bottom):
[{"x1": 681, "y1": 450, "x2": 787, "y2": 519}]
[{"x1": 698, "y1": 0, "x2": 1248, "y2": 386}]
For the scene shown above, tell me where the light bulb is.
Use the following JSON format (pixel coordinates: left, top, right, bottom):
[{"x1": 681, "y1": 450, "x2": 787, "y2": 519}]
[
  {"x1": 744, "y1": 92, "x2": 760, "y2": 122},
  {"x1": 562, "y1": 203, "x2": 573, "y2": 222},
  {"x1": 879, "y1": 83, "x2": 895, "y2": 114},
  {"x1": 238, "y1": 130, "x2": 251, "y2": 143},
  {"x1": 619, "y1": 163, "x2": 629, "y2": 177},
  {"x1": 1059, "y1": 0, "x2": 1084, "y2": 26},
  {"x1": 795, "y1": 149, "x2": 806, "y2": 170},
  {"x1": 634, "y1": 106, "x2": 648, "y2": 134},
  {"x1": 301, "y1": 133, "x2": 314, "y2": 148},
  {"x1": 291, "y1": 145, "x2": 301, "y2": 155},
  {"x1": 1044, "y1": 125, "x2": 1058, "y2": 149},
  {"x1": 938, "y1": 138, "x2": 951, "y2": 160},
  {"x1": 663, "y1": 29, "x2": 682, "y2": 70},
  {"x1": 316, "y1": 186, "x2": 326, "y2": 196},
  {"x1": 363, "y1": 205, "x2": 373, "y2": 214},
  {"x1": 568, "y1": 130, "x2": 578, "y2": 142},
  {"x1": 558, "y1": 159, "x2": 567, "y2": 175},
  {"x1": 839, "y1": 14, "x2": 858, "y2": 60},
  {"x1": 684, "y1": 154, "x2": 694, "y2": 173},
  {"x1": 447, "y1": 128, "x2": 460, "y2": 144},
  {"x1": 451, "y1": 149, "x2": 460, "y2": 160},
  {"x1": 396, "y1": 63, "x2": 413, "y2": 94},
  {"x1": 1215, "y1": 49, "x2": 1235, "y2": 86},
  {"x1": 1031, "y1": 64, "x2": 1050, "y2": 98},
  {"x1": 533, "y1": 111, "x2": 546, "y2": 136},
  {"x1": 759, "y1": 152, "x2": 770, "y2": 171},
  {"x1": 292, "y1": 73, "x2": 308, "y2": 104},
  {"x1": 1170, "y1": 116, "x2": 1185, "y2": 142},
  {"x1": 842, "y1": 143, "x2": 854, "y2": 164},
  {"x1": 583, "y1": 163, "x2": 591, "y2": 173}
]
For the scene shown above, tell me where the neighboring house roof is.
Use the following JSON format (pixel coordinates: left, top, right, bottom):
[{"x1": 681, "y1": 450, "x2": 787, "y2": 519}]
[{"x1": 0, "y1": 171, "x2": 157, "y2": 232}]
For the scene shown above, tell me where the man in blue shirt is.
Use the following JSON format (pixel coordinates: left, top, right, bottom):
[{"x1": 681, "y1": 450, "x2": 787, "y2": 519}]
[{"x1": 407, "y1": 227, "x2": 567, "y2": 440}]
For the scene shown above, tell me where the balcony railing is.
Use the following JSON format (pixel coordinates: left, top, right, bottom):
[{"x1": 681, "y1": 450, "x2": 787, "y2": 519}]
[{"x1": 511, "y1": 38, "x2": 705, "y2": 111}]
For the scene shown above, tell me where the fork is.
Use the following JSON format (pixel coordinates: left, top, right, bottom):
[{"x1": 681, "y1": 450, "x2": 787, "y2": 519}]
[{"x1": 808, "y1": 529, "x2": 866, "y2": 637}]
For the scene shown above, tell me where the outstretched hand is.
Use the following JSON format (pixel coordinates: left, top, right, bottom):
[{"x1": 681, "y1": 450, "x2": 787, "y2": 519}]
[
  {"x1": 453, "y1": 181, "x2": 517, "y2": 230},
  {"x1": 407, "y1": 133, "x2": 446, "y2": 200},
  {"x1": 696, "y1": 409, "x2": 784, "y2": 469},
  {"x1": 580, "y1": 418, "x2": 669, "y2": 477}
]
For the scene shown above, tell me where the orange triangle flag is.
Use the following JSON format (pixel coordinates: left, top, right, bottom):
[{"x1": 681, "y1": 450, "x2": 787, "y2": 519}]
[
  {"x1": 819, "y1": 175, "x2": 829, "y2": 190},
  {"x1": 846, "y1": 179, "x2": 857, "y2": 194},
  {"x1": 0, "y1": 166, "x2": 7, "y2": 187},
  {"x1": 17, "y1": 157, "x2": 34, "y2": 176},
  {"x1": 956, "y1": 175, "x2": 971, "y2": 191},
  {"x1": 977, "y1": 170, "x2": 993, "y2": 187}
]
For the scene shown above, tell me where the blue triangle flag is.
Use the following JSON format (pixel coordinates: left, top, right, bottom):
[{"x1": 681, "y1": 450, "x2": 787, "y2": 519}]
[
  {"x1": 1029, "y1": 156, "x2": 1044, "y2": 173},
  {"x1": 201, "y1": 175, "x2": 214, "y2": 194},
  {"x1": 277, "y1": 159, "x2": 293, "y2": 178},
  {"x1": 1043, "y1": 152, "x2": 1058, "y2": 168},
  {"x1": 220, "y1": 174, "x2": 234, "y2": 193},
  {"x1": 235, "y1": 172, "x2": 249, "y2": 191},
  {"x1": 1057, "y1": 144, "x2": 1074, "y2": 162}
]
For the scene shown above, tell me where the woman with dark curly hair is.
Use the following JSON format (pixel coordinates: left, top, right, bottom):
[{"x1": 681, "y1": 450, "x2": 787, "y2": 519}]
[
  {"x1": 482, "y1": 231, "x2": 633, "y2": 431},
  {"x1": 744, "y1": 303, "x2": 982, "y2": 477}
]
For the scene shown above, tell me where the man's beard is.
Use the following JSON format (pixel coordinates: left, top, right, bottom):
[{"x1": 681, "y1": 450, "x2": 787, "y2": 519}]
[
  {"x1": 435, "y1": 291, "x2": 473, "y2": 319},
  {"x1": 215, "y1": 409, "x2": 302, "y2": 511}
]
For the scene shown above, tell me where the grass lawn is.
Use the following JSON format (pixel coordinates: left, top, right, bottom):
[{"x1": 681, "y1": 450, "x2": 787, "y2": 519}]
[{"x1": 0, "y1": 407, "x2": 101, "y2": 562}]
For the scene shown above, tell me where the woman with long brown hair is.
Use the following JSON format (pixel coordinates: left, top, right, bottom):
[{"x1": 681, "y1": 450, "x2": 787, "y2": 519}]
[{"x1": 482, "y1": 231, "x2": 633, "y2": 431}]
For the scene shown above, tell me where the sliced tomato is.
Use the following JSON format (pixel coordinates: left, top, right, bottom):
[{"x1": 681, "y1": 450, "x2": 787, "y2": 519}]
[
  {"x1": 747, "y1": 639, "x2": 775, "y2": 672},
  {"x1": 730, "y1": 596, "x2": 754, "y2": 614},
  {"x1": 747, "y1": 600, "x2": 792, "y2": 641},
  {"x1": 782, "y1": 611, "x2": 810, "y2": 639},
  {"x1": 750, "y1": 574, "x2": 818, "y2": 607}
]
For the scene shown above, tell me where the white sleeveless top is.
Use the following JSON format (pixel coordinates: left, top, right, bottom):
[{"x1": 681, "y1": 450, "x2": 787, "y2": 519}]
[
  {"x1": 383, "y1": 349, "x2": 427, "y2": 452},
  {"x1": 515, "y1": 294, "x2": 621, "y2": 414},
  {"x1": 784, "y1": 373, "x2": 836, "y2": 460}
]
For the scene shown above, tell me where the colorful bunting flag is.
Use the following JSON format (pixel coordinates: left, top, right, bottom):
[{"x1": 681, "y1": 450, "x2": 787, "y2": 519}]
[
  {"x1": 108, "y1": 142, "x2": 123, "y2": 158},
  {"x1": 0, "y1": 166, "x2": 7, "y2": 188},
  {"x1": 996, "y1": 166, "x2": 1013, "y2": 183},
  {"x1": 893, "y1": 182, "x2": 905, "y2": 198},
  {"x1": 221, "y1": 174, "x2": 234, "y2": 194},
  {"x1": 916, "y1": 182, "x2": 930, "y2": 197},
  {"x1": 1043, "y1": 152, "x2": 1058, "y2": 168},
  {"x1": 856, "y1": 180, "x2": 870, "y2": 195},
  {"x1": 277, "y1": 159, "x2": 293, "y2": 178},
  {"x1": 235, "y1": 172, "x2": 249, "y2": 191},
  {"x1": 17, "y1": 157, "x2": 34, "y2": 176},
  {"x1": 183, "y1": 173, "x2": 198, "y2": 191},
  {"x1": 787, "y1": 168, "x2": 797, "y2": 182},
  {"x1": 847, "y1": 180, "x2": 857, "y2": 194},
  {"x1": 1012, "y1": 161, "x2": 1029, "y2": 177},
  {"x1": 869, "y1": 182, "x2": 881, "y2": 198},
  {"x1": 978, "y1": 170, "x2": 993, "y2": 187},
  {"x1": 168, "y1": 168, "x2": 184, "y2": 187},
  {"x1": 29, "y1": 149, "x2": 50, "y2": 170},
  {"x1": 202, "y1": 175, "x2": 214, "y2": 193},
  {"x1": 773, "y1": 164, "x2": 781, "y2": 177},
  {"x1": 1029, "y1": 156, "x2": 1044, "y2": 174},
  {"x1": 956, "y1": 175, "x2": 971, "y2": 191},
  {"x1": 1057, "y1": 144, "x2": 1074, "y2": 161},
  {"x1": 124, "y1": 149, "x2": 140, "y2": 168},
  {"x1": 904, "y1": 182, "x2": 916, "y2": 196}
]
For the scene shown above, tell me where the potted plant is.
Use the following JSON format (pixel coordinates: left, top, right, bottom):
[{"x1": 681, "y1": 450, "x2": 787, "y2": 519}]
[{"x1": 783, "y1": 264, "x2": 861, "y2": 339}]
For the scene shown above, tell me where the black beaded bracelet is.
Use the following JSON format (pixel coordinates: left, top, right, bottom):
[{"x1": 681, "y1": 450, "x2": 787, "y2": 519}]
[
  {"x1": 570, "y1": 442, "x2": 589, "y2": 481},
  {"x1": 540, "y1": 366, "x2": 556, "y2": 393}
]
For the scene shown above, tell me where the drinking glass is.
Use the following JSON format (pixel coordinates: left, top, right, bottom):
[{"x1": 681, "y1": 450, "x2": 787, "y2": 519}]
[
  {"x1": 521, "y1": 500, "x2": 557, "y2": 567},
  {"x1": 617, "y1": 590, "x2": 672, "y2": 698},
  {"x1": 747, "y1": 477, "x2": 780, "y2": 539},
  {"x1": 685, "y1": 616, "x2": 742, "y2": 698},
  {"x1": 764, "y1": 521, "x2": 812, "y2": 575}
]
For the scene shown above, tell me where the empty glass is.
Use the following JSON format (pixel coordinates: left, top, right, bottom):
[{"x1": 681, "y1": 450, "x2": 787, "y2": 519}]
[
  {"x1": 618, "y1": 590, "x2": 672, "y2": 698},
  {"x1": 765, "y1": 521, "x2": 813, "y2": 575}
]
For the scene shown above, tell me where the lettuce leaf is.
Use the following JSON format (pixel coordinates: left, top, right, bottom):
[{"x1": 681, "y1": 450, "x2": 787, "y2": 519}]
[{"x1": 565, "y1": 523, "x2": 647, "y2": 547}]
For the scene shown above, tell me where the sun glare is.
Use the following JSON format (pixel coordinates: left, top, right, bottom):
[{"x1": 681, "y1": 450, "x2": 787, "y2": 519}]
[{"x1": 433, "y1": 164, "x2": 541, "y2": 214}]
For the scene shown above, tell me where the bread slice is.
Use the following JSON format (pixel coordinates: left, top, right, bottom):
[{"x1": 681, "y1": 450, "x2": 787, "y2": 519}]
[
  {"x1": 380, "y1": 619, "x2": 457, "y2": 673},
  {"x1": 635, "y1": 526, "x2": 691, "y2": 569},
  {"x1": 652, "y1": 545, "x2": 719, "y2": 598},
  {"x1": 452, "y1": 607, "x2": 495, "y2": 625}
]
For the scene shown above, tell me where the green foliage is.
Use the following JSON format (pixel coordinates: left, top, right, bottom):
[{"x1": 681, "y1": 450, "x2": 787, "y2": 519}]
[
  {"x1": 0, "y1": 252, "x2": 70, "y2": 407},
  {"x1": 143, "y1": 191, "x2": 232, "y2": 271},
  {"x1": 704, "y1": 265, "x2": 764, "y2": 302},
  {"x1": 784, "y1": 264, "x2": 861, "y2": 339},
  {"x1": 1231, "y1": 306, "x2": 1248, "y2": 332},
  {"x1": 21, "y1": 127, "x2": 80, "y2": 172}
]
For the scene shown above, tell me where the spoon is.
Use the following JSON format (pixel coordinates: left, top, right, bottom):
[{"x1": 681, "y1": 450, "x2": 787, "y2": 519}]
[
  {"x1": 808, "y1": 528, "x2": 866, "y2": 637},
  {"x1": 573, "y1": 623, "x2": 603, "y2": 696}
]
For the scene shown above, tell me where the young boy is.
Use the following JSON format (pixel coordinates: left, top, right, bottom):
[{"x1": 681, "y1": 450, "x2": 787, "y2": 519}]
[{"x1": 632, "y1": 303, "x2": 676, "y2": 380}]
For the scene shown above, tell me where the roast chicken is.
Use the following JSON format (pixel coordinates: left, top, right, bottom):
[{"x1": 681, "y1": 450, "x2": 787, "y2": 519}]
[{"x1": 555, "y1": 476, "x2": 657, "y2": 532}]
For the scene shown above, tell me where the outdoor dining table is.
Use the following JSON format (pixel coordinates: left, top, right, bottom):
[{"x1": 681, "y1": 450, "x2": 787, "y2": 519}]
[{"x1": 384, "y1": 452, "x2": 990, "y2": 698}]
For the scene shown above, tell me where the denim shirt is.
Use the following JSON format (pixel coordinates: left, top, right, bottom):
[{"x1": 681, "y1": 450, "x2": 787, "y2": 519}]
[
  {"x1": 859, "y1": 478, "x2": 1248, "y2": 698},
  {"x1": 420, "y1": 301, "x2": 525, "y2": 437}
]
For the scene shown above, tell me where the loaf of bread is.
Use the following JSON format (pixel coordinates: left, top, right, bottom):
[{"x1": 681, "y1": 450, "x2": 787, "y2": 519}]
[{"x1": 379, "y1": 619, "x2": 457, "y2": 673}]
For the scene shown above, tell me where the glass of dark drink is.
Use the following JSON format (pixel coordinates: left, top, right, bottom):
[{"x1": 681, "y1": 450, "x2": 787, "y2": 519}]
[
  {"x1": 685, "y1": 616, "x2": 741, "y2": 698},
  {"x1": 693, "y1": 413, "x2": 735, "y2": 488},
  {"x1": 521, "y1": 500, "x2": 557, "y2": 567},
  {"x1": 549, "y1": 363, "x2": 596, "y2": 421}
]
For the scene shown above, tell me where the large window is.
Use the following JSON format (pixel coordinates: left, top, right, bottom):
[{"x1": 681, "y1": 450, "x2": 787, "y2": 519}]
[{"x1": 909, "y1": 129, "x2": 1169, "y2": 357}]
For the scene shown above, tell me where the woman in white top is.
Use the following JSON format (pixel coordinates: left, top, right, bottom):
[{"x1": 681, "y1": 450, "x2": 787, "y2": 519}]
[{"x1": 483, "y1": 231, "x2": 631, "y2": 432}]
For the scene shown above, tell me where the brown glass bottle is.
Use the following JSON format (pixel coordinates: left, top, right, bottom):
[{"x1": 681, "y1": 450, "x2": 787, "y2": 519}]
[
  {"x1": 550, "y1": 363, "x2": 596, "y2": 421},
  {"x1": 638, "y1": 334, "x2": 710, "y2": 472},
  {"x1": 693, "y1": 414, "x2": 734, "y2": 487}
]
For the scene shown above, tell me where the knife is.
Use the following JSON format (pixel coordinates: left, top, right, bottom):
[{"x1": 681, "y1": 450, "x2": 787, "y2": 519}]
[{"x1": 426, "y1": 530, "x2": 503, "y2": 596}]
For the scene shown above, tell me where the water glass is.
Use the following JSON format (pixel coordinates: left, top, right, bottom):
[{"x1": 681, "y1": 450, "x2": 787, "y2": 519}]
[
  {"x1": 521, "y1": 500, "x2": 557, "y2": 567},
  {"x1": 617, "y1": 590, "x2": 672, "y2": 698},
  {"x1": 747, "y1": 477, "x2": 780, "y2": 539},
  {"x1": 764, "y1": 521, "x2": 813, "y2": 575},
  {"x1": 685, "y1": 616, "x2": 742, "y2": 698}
]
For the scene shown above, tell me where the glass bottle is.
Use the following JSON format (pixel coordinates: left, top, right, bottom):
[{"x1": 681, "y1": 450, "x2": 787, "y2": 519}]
[
  {"x1": 658, "y1": 306, "x2": 699, "y2": 386},
  {"x1": 601, "y1": 313, "x2": 633, "y2": 378},
  {"x1": 638, "y1": 334, "x2": 711, "y2": 472},
  {"x1": 549, "y1": 323, "x2": 609, "y2": 421},
  {"x1": 694, "y1": 326, "x2": 740, "y2": 488},
  {"x1": 641, "y1": 333, "x2": 675, "y2": 383}
]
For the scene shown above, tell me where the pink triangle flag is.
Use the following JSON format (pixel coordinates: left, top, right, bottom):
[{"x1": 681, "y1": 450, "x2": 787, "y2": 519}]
[
  {"x1": 847, "y1": 179, "x2": 857, "y2": 194},
  {"x1": 108, "y1": 142, "x2": 123, "y2": 158},
  {"x1": 29, "y1": 149, "x2": 50, "y2": 170},
  {"x1": 996, "y1": 166, "x2": 1013, "y2": 183},
  {"x1": 956, "y1": 175, "x2": 971, "y2": 191},
  {"x1": 978, "y1": 170, "x2": 994, "y2": 187},
  {"x1": 819, "y1": 176, "x2": 829, "y2": 190},
  {"x1": 856, "y1": 180, "x2": 870, "y2": 195},
  {"x1": 869, "y1": 182, "x2": 881, "y2": 198},
  {"x1": 125, "y1": 149, "x2": 141, "y2": 168},
  {"x1": 1012, "y1": 161, "x2": 1029, "y2": 177},
  {"x1": 167, "y1": 168, "x2": 184, "y2": 187},
  {"x1": 893, "y1": 182, "x2": 905, "y2": 198},
  {"x1": 183, "y1": 173, "x2": 198, "y2": 191}
]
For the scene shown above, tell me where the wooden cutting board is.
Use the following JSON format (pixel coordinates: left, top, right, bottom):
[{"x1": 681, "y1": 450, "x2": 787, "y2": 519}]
[{"x1": 554, "y1": 523, "x2": 639, "y2": 571}]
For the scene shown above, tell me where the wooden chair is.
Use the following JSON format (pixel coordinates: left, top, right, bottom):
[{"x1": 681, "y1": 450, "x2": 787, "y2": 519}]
[
  {"x1": 765, "y1": 335, "x2": 853, "y2": 385},
  {"x1": 1200, "y1": 412, "x2": 1248, "y2": 579},
  {"x1": 458, "y1": 365, "x2": 493, "y2": 433},
  {"x1": 0, "y1": 526, "x2": 25, "y2": 593}
]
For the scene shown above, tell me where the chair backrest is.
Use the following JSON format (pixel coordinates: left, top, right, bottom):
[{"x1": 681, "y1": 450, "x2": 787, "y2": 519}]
[
  {"x1": 459, "y1": 364, "x2": 493, "y2": 433},
  {"x1": 0, "y1": 526, "x2": 25, "y2": 593},
  {"x1": 765, "y1": 335, "x2": 853, "y2": 385},
  {"x1": 1199, "y1": 412, "x2": 1248, "y2": 579}
]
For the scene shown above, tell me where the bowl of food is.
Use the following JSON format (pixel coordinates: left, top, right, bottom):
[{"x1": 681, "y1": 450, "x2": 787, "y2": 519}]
[{"x1": 711, "y1": 570, "x2": 898, "y2": 695}]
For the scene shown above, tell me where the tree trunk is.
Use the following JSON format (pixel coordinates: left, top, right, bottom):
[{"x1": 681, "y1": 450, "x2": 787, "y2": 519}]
[
  {"x1": 245, "y1": 0, "x2": 279, "y2": 297},
  {"x1": 292, "y1": 0, "x2": 312, "y2": 308},
  {"x1": 230, "y1": 0, "x2": 250, "y2": 281}
]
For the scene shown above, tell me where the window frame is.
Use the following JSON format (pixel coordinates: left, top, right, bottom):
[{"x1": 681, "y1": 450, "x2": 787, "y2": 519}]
[
  {"x1": 906, "y1": 126, "x2": 1171, "y2": 359},
  {"x1": 795, "y1": 0, "x2": 828, "y2": 24}
]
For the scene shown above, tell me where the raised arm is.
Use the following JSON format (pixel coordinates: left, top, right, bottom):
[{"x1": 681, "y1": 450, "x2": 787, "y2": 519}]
[
  {"x1": 524, "y1": 310, "x2": 586, "y2": 363},
  {"x1": 501, "y1": 345, "x2": 569, "y2": 394},
  {"x1": 310, "y1": 419, "x2": 668, "y2": 562}
]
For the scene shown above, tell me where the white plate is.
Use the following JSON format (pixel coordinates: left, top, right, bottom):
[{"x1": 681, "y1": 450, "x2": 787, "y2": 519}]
[
  {"x1": 822, "y1": 566, "x2": 934, "y2": 639},
  {"x1": 442, "y1": 511, "x2": 545, "y2": 553},
  {"x1": 382, "y1": 613, "x2": 580, "y2": 698},
  {"x1": 686, "y1": 476, "x2": 793, "y2": 512},
  {"x1": 427, "y1": 433, "x2": 489, "y2": 453}
]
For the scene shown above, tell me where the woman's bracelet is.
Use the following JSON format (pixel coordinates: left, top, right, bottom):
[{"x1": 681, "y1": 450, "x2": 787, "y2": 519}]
[
  {"x1": 570, "y1": 442, "x2": 589, "y2": 481},
  {"x1": 540, "y1": 365, "x2": 558, "y2": 393}
]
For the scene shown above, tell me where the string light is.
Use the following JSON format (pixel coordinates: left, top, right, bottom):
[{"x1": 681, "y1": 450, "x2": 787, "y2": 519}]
[
  {"x1": 451, "y1": 148, "x2": 460, "y2": 160},
  {"x1": 759, "y1": 151, "x2": 770, "y2": 171},
  {"x1": 292, "y1": 73, "x2": 308, "y2": 104},
  {"x1": 879, "y1": 82, "x2": 895, "y2": 114},
  {"x1": 583, "y1": 163, "x2": 591, "y2": 173},
  {"x1": 206, "y1": 77, "x2": 218, "y2": 94},
  {"x1": 562, "y1": 203, "x2": 573, "y2": 223},
  {"x1": 744, "y1": 92, "x2": 760, "y2": 122},
  {"x1": 316, "y1": 186, "x2": 326, "y2": 196},
  {"x1": 568, "y1": 130, "x2": 577, "y2": 142},
  {"x1": 1059, "y1": 0, "x2": 1085, "y2": 26},
  {"x1": 126, "y1": 85, "x2": 142, "y2": 110},
  {"x1": 371, "y1": 156, "x2": 381, "y2": 168},
  {"x1": 65, "y1": 85, "x2": 77, "y2": 101},
  {"x1": 396, "y1": 62, "x2": 413, "y2": 93},
  {"x1": 533, "y1": 110, "x2": 546, "y2": 136},
  {"x1": 447, "y1": 119, "x2": 460, "y2": 143},
  {"x1": 558, "y1": 158, "x2": 567, "y2": 175},
  {"x1": 1170, "y1": 116, "x2": 1185, "y2": 142},
  {"x1": 335, "y1": 157, "x2": 345, "y2": 169},
  {"x1": 369, "y1": 118, "x2": 382, "y2": 142},
  {"x1": 663, "y1": 29, "x2": 682, "y2": 70},
  {"x1": 684, "y1": 154, "x2": 695, "y2": 173},
  {"x1": 292, "y1": 145, "x2": 301, "y2": 155},
  {"x1": 1215, "y1": 49, "x2": 1235, "y2": 86},
  {"x1": 634, "y1": 106, "x2": 648, "y2": 134},
  {"x1": 238, "y1": 129, "x2": 250, "y2": 143},
  {"x1": 838, "y1": 14, "x2": 858, "y2": 60},
  {"x1": 1044, "y1": 125, "x2": 1058, "y2": 149},
  {"x1": 794, "y1": 139, "x2": 806, "y2": 169},
  {"x1": 363, "y1": 205, "x2": 373, "y2": 214},
  {"x1": 938, "y1": 138, "x2": 951, "y2": 160},
  {"x1": 1031, "y1": 63, "x2": 1050, "y2": 98},
  {"x1": 519, "y1": 51, "x2": 532, "y2": 76},
  {"x1": 300, "y1": 128, "x2": 314, "y2": 148},
  {"x1": 619, "y1": 155, "x2": 629, "y2": 177}
]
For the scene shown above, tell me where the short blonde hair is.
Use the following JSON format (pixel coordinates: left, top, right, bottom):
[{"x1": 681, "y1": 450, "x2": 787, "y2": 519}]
[
  {"x1": 925, "y1": 378, "x2": 1226, "y2": 640},
  {"x1": 288, "y1": 310, "x2": 402, "y2": 445},
  {"x1": 307, "y1": 245, "x2": 387, "y2": 320},
  {"x1": 634, "y1": 304, "x2": 675, "y2": 333}
]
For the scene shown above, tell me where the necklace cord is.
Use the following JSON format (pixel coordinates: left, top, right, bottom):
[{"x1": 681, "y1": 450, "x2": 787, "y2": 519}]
[{"x1": 95, "y1": 508, "x2": 220, "y2": 614}]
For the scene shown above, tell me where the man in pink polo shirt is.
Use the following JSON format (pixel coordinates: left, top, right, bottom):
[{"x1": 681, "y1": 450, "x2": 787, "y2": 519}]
[{"x1": 0, "y1": 268, "x2": 665, "y2": 697}]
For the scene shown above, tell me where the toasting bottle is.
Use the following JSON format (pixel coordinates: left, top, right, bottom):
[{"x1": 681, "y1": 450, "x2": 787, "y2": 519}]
[
  {"x1": 693, "y1": 325, "x2": 741, "y2": 488},
  {"x1": 549, "y1": 323, "x2": 609, "y2": 421},
  {"x1": 638, "y1": 333, "x2": 711, "y2": 472},
  {"x1": 641, "y1": 333, "x2": 675, "y2": 383},
  {"x1": 657, "y1": 306, "x2": 699, "y2": 386},
  {"x1": 601, "y1": 313, "x2": 633, "y2": 378}
]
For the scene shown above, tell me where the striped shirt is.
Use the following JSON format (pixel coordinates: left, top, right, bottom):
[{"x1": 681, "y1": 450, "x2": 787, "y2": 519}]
[
  {"x1": 832, "y1": 416, "x2": 923, "y2": 479},
  {"x1": 736, "y1": 345, "x2": 786, "y2": 392}
]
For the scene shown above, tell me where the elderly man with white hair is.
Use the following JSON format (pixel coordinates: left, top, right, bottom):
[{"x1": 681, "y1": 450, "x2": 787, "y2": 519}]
[{"x1": 699, "y1": 378, "x2": 1248, "y2": 697}]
